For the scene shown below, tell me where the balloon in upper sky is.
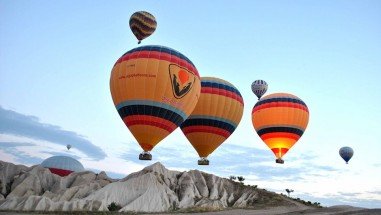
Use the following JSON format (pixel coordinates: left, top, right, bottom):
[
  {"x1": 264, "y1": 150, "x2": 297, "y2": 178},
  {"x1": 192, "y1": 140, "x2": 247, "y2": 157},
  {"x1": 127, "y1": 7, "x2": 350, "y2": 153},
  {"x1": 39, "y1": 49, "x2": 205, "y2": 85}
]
[
  {"x1": 110, "y1": 45, "x2": 201, "y2": 160},
  {"x1": 252, "y1": 93, "x2": 309, "y2": 164},
  {"x1": 129, "y1": 11, "x2": 157, "y2": 44},
  {"x1": 251, "y1": 80, "x2": 268, "y2": 100},
  {"x1": 180, "y1": 77, "x2": 244, "y2": 165},
  {"x1": 339, "y1": 146, "x2": 354, "y2": 164},
  {"x1": 66, "y1": 144, "x2": 72, "y2": 150}
]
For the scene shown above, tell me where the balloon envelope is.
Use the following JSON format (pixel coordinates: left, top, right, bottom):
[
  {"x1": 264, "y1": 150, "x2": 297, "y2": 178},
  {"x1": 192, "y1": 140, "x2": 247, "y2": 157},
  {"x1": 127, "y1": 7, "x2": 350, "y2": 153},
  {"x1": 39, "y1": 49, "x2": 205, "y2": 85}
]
[
  {"x1": 251, "y1": 80, "x2": 268, "y2": 99},
  {"x1": 180, "y1": 77, "x2": 244, "y2": 158},
  {"x1": 110, "y1": 45, "x2": 201, "y2": 153},
  {"x1": 252, "y1": 93, "x2": 309, "y2": 161},
  {"x1": 41, "y1": 156, "x2": 84, "y2": 177},
  {"x1": 66, "y1": 144, "x2": 72, "y2": 150},
  {"x1": 129, "y1": 11, "x2": 157, "y2": 43},
  {"x1": 339, "y1": 146, "x2": 354, "y2": 164}
]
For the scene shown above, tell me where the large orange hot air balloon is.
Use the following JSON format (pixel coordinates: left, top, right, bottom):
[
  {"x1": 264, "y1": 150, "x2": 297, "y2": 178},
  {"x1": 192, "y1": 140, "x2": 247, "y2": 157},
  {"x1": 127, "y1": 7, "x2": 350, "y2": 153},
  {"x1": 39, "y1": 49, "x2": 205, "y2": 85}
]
[
  {"x1": 180, "y1": 77, "x2": 244, "y2": 165},
  {"x1": 251, "y1": 93, "x2": 309, "y2": 164},
  {"x1": 110, "y1": 45, "x2": 201, "y2": 160}
]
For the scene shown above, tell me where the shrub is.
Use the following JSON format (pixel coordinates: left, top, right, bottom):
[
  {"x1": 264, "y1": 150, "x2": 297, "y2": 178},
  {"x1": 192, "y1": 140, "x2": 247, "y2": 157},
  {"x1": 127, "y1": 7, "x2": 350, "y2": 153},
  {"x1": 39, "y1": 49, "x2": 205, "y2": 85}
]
[
  {"x1": 107, "y1": 202, "x2": 122, "y2": 211},
  {"x1": 237, "y1": 176, "x2": 245, "y2": 182}
]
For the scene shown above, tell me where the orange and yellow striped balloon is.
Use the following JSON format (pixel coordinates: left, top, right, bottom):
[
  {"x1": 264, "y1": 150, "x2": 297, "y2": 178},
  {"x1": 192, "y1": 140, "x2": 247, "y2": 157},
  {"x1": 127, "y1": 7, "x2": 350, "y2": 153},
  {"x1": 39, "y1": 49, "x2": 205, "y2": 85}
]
[
  {"x1": 180, "y1": 77, "x2": 244, "y2": 159},
  {"x1": 252, "y1": 93, "x2": 309, "y2": 162},
  {"x1": 129, "y1": 11, "x2": 157, "y2": 44},
  {"x1": 110, "y1": 45, "x2": 201, "y2": 154}
]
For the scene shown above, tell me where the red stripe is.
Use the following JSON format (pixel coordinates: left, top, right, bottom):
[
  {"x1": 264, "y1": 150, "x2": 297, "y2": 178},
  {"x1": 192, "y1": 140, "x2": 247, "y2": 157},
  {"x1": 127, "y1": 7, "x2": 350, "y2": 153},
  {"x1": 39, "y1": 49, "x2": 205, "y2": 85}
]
[
  {"x1": 48, "y1": 168, "x2": 73, "y2": 177},
  {"x1": 260, "y1": 132, "x2": 300, "y2": 141},
  {"x1": 271, "y1": 148, "x2": 289, "y2": 156},
  {"x1": 202, "y1": 87, "x2": 243, "y2": 105},
  {"x1": 182, "y1": 125, "x2": 230, "y2": 138},
  {"x1": 123, "y1": 115, "x2": 177, "y2": 132},
  {"x1": 116, "y1": 51, "x2": 199, "y2": 77},
  {"x1": 253, "y1": 102, "x2": 308, "y2": 113}
]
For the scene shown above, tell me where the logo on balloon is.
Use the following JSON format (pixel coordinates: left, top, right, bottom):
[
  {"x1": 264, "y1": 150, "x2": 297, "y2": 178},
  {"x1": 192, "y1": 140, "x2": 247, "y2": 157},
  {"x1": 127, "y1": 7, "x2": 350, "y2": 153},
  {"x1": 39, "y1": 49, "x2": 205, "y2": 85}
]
[{"x1": 169, "y1": 64, "x2": 195, "y2": 99}]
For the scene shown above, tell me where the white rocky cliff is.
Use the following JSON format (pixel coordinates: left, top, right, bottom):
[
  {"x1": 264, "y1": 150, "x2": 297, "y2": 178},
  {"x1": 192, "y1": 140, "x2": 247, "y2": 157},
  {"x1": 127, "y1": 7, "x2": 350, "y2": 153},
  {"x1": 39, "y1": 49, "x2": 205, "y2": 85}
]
[{"x1": 0, "y1": 160, "x2": 296, "y2": 212}]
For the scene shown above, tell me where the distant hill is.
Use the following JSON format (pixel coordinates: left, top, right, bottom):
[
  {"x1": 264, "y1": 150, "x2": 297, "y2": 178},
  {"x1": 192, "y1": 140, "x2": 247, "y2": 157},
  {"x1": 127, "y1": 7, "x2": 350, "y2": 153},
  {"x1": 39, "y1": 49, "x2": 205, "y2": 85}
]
[{"x1": 0, "y1": 160, "x2": 375, "y2": 214}]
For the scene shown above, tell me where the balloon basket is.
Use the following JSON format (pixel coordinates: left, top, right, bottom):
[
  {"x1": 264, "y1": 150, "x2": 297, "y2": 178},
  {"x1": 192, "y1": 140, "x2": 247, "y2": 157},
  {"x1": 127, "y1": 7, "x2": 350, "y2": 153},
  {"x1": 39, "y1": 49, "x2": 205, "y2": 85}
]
[
  {"x1": 139, "y1": 152, "x2": 152, "y2": 160},
  {"x1": 276, "y1": 158, "x2": 284, "y2": 164},
  {"x1": 198, "y1": 159, "x2": 209, "y2": 165}
]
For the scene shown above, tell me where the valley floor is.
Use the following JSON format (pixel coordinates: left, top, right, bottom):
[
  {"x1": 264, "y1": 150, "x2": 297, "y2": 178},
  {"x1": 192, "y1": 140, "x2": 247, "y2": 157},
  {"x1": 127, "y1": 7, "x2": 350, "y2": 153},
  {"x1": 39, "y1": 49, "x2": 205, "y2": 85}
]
[
  {"x1": 152, "y1": 206, "x2": 381, "y2": 215},
  {"x1": 1, "y1": 206, "x2": 381, "y2": 215}
]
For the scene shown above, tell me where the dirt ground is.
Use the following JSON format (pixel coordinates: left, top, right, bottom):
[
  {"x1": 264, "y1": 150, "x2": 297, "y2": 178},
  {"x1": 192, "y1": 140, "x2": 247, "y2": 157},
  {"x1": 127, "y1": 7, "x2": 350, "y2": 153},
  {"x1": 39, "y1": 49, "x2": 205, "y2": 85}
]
[
  {"x1": 149, "y1": 206, "x2": 381, "y2": 215},
  {"x1": 1, "y1": 206, "x2": 380, "y2": 215},
  {"x1": 150, "y1": 206, "x2": 381, "y2": 215}
]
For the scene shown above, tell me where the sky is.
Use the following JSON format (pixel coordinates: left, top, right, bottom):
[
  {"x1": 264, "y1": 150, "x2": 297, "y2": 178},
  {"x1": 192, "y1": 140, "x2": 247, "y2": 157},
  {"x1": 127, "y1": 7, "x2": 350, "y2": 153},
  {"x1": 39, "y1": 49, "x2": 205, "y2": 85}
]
[{"x1": 1, "y1": 0, "x2": 381, "y2": 208}]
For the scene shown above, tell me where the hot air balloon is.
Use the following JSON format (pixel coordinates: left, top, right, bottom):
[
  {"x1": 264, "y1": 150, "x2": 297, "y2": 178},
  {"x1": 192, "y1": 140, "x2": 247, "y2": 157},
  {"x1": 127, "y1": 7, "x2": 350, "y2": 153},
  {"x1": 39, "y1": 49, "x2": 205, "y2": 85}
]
[
  {"x1": 251, "y1": 80, "x2": 268, "y2": 100},
  {"x1": 180, "y1": 77, "x2": 244, "y2": 165},
  {"x1": 66, "y1": 144, "x2": 72, "y2": 150},
  {"x1": 252, "y1": 93, "x2": 309, "y2": 164},
  {"x1": 41, "y1": 156, "x2": 84, "y2": 177},
  {"x1": 339, "y1": 146, "x2": 353, "y2": 164},
  {"x1": 110, "y1": 45, "x2": 201, "y2": 160},
  {"x1": 129, "y1": 11, "x2": 157, "y2": 44}
]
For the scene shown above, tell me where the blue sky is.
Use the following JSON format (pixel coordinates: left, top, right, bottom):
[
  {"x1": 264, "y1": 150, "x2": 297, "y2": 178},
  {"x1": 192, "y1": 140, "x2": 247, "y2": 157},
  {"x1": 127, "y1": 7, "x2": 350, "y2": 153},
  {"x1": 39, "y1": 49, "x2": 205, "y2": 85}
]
[{"x1": 1, "y1": 0, "x2": 381, "y2": 208}]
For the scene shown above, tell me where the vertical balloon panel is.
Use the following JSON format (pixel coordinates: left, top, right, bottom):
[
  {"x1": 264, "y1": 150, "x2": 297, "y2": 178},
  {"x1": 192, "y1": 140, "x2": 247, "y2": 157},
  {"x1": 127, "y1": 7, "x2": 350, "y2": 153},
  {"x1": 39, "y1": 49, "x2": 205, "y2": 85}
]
[
  {"x1": 110, "y1": 46, "x2": 201, "y2": 153},
  {"x1": 181, "y1": 77, "x2": 244, "y2": 159}
]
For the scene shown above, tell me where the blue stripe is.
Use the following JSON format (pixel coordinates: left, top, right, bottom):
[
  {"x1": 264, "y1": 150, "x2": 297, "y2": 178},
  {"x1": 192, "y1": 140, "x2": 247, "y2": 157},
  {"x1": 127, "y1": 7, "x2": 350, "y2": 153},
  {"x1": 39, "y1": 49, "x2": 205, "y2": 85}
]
[
  {"x1": 201, "y1": 80, "x2": 242, "y2": 97},
  {"x1": 255, "y1": 97, "x2": 307, "y2": 109},
  {"x1": 122, "y1": 45, "x2": 195, "y2": 68},
  {"x1": 186, "y1": 115, "x2": 238, "y2": 128},
  {"x1": 257, "y1": 127, "x2": 304, "y2": 136},
  {"x1": 181, "y1": 118, "x2": 236, "y2": 133},
  {"x1": 116, "y1": 100, "x2": 187, "y2": 120}
]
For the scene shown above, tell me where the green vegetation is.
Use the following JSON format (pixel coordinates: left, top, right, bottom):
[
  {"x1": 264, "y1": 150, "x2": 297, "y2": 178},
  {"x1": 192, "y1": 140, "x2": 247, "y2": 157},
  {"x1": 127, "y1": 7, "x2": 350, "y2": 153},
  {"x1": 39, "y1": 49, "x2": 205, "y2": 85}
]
[
  {"x1": 237, "y1": 176, "x2": 245, "y2": 182},
  {"x1": 280, "y1": 194, "x2": 323, "y2": 208},
  {"x1": 107, "y1": 202, "x2": 122, "y2": 211},
  {"x1": 228, "y1": 175, "x2": 246, "y2": 184},
  {"x1": 285, "y1": 188, "x2": 294, "y2": 197}
]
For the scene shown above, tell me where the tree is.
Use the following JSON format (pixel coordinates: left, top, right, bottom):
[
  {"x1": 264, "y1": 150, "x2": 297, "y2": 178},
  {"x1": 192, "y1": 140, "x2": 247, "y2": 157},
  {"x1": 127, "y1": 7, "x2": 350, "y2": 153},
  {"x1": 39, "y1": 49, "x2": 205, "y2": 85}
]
[
  {"x1": 285, "y1": 189, "x2": 294, "y2": 197},
  {"x1": 237, "y1": 176, "x2": 245, "y2": 182},
  {"x1": 229, "y1": 175, "x2": 236, "y2": 181},
  {"x1": 107, "y1": 202, "x2": 121, "y2": 211}
]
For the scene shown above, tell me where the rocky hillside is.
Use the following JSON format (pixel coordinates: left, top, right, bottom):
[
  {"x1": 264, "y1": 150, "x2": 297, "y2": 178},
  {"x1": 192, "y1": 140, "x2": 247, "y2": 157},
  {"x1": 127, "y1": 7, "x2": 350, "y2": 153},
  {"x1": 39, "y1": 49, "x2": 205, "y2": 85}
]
[{"x1": 0, "y1": 160, "x2": 305, "y2": 212}]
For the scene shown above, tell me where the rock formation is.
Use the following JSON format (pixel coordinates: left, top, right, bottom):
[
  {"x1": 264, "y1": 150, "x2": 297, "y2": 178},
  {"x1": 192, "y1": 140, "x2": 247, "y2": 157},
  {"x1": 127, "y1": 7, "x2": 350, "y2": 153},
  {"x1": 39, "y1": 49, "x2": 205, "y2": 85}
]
[{"x1": 0, "y1": 160, "x2": 300, "y2": 212}]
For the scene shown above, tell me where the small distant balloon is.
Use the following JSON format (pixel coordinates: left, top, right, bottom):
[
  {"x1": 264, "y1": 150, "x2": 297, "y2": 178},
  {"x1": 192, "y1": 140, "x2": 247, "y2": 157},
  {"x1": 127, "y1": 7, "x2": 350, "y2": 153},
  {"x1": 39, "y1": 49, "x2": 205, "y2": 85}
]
[
  {"x1": 339, "y1": 146, "x2": 353, "y2": 164},
  {"x1": 66, "y1": 144, "x2": 72, "y2": 150},
  {"x1": 251, "y1": 80, "x2": 268, "y2": 100},
  {"x1": 129, "y1": 11, "x2": 157, "y2": 44}
]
